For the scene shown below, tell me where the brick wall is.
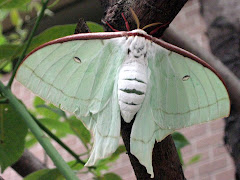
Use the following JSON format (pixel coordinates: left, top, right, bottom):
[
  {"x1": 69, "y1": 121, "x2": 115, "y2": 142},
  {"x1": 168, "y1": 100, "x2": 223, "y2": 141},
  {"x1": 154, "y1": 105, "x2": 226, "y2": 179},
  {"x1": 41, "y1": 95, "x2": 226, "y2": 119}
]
[
  {"x1": 1, "y1": 0, "x2": 235, "y2": 179},
  {"x1": 172, "y1": 1, "x2": 235, "y2": 180}
]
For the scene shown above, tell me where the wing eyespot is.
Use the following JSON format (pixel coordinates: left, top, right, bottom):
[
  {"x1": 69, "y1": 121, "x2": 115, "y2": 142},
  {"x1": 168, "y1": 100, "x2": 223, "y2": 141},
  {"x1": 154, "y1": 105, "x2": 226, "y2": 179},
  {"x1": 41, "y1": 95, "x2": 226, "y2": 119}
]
[
  {"x1": 182, "y1": 75, "x2": 190, "y2": 81},
  {"x1": 73, "y1": 57, "x2": 81, "y2": 63}
]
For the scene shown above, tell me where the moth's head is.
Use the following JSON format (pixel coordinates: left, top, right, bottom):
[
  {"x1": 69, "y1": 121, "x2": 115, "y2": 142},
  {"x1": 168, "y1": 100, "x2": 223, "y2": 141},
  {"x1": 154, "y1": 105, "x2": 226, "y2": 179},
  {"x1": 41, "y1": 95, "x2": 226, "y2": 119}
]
[
  {"x1": 130, "y1": 29, "x2": 148, "y2": 35},
  {"x1": 130, "y1": 8, "x2": 165, "y2": 35},
  {"x1": 107, "y1": 8, "x2": 166, "y2": 35}
]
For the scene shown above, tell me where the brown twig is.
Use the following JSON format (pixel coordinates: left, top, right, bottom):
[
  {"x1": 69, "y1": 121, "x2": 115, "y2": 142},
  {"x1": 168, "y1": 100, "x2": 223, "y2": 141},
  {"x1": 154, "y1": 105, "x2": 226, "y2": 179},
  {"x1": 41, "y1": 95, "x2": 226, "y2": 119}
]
[{"x1": 11, "y1": 149, "x2": 46, "y2": 177}]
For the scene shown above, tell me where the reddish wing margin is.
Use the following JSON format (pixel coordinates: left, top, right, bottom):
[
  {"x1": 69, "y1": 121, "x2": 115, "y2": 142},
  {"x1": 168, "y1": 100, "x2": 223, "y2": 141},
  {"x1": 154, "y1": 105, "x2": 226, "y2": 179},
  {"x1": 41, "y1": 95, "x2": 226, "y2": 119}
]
[{"x1": 20, "y1": 30, "x2": 227, "y2": 90}]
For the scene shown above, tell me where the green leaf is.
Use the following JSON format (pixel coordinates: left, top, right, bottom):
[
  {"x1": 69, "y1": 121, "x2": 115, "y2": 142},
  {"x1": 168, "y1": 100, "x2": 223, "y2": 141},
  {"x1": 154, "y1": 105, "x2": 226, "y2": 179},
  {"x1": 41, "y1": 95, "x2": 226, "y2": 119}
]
[
  {"x1": 28, "y1": 1, "x2": 41, "y2": 13},
  {"x1": 107, "y1": 145, "x2": 126, "y2": 162},
  {"x1": 67, "y1": 160, "x2": 84, "y2": 171},
  {"x1": 10, "y1": 9, "x2": 22, "y2": 27},
  {"x1": 38, "y1": 118, "x2": 73, "y2": 137},
  {"x1": 0, "y1": 104, "x2": 28, "y2": 172},
  {"x1": 36, "y1": 104, "x2": 66, "y2": 118},
  {"x1": 177, "y1": 149, "x2": 184, "y2": 165},
  {"x1": 68, "y1": 116, "x2": 91, "y2": 148},
  {"x1": 0, "y1": 44, "x2": 20, "y2": 59},
  {"x1": 0, "y1": 25, "x2": 6, "y2": 45},
  {"x1": 172, "y1": 132, "x2": 190, "y2": 149},
  {"x1": 33, "y1": 96, "x2": 45, "y2": 107},
  {"x1": 11, "y1": 23, "x2": 101, "y2": 63},
  {"x1": 32, "y1": 97, "x2": 75, "y2": 137},
  {"x1": 24, "y1": 161, "x2": 84, "y2": 180},
  {"x1": 0, "y1": 0, "x2": 32, "y2": 9},
  {"x1": 2, "y1": 62, "x2": 12, "y2": 72},
  {"x1": 103, "y1": 173, "x2": 122, "y2": 180},
  {"x1": 186, "y1": 154, "x2": 201, "y2": 166},
  {"x1": 0, "y1": 10, "x2": 8, "y2": 21},
  {"x1": 33, "y1": 97, "x2": 61, "y2": 120},
  {"x1": 0, "y1": 35, "x2": 6, "y2": 45},
  {"x1": 24, "y1": 168, "x2": 64, "y2": 180},
  {"x1": 94, "y1": 145, "x2": 126, "y2": 175},
  {"x1": 47, "y1": 0, "x2": 60, "y2": 9},
  {"x1": 86, "y1": 22, "x2": 104, "y2": 32},
  {"x1": 26, "y1": 24, "x2": 76, "y2": 53},
  {"x1": 0, "y1": 44, "x2": 20, "y2": 69},
  {"x1": 25, "y1": 132, "x2": 38, "y2": 148},
  {"x1": 12, "y1": 24, "x2": 76, "y2": 59}
]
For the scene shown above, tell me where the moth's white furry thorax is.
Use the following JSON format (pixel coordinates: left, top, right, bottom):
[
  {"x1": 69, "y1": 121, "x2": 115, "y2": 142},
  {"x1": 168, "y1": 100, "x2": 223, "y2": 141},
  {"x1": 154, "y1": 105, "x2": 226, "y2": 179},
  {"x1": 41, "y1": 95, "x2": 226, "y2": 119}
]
[
  {"x1": 118, "y1": 34, "x2": 150, "y2": 122},
  {"x1": 130, "y1": 29, "x2": 148, "y2": 35}
]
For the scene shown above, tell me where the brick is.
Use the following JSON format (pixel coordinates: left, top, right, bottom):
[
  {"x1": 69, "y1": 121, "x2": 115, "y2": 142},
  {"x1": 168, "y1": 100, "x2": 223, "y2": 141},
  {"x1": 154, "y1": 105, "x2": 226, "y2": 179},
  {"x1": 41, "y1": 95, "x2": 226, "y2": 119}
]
[
  {"x1": 181, "y1": 123, "x2": 208, "y2": 140},
  {"x1": 122, "y1": 174, "x2": 136, "y2": 180},
  {"x1": 184, "y1": 167, "x2": 195, "y2": 179},
  {"x1": 110, "y1": 154, "x2": 131, "y2": 170},
  {"x1": 200, "y1": 176, "x2": 212, "y2": 180},
  {"x1": 77, "y1": 171, "x2": 93, "y2": 179},
  {"x1": 196, "y1": 131, "x2": 224, "y2": 149},
  {"x1": 2, "y1": 167, "x2": 22, "y2": 180},
  {"x1": 210, "y1": 119, "x2": 225, "y2": 132},
  {"x1": 181, "y1": 144, "x2": 194, "y2": 155},
  {"x1": 119, "y1": 153, "x2": 131, "y2": 162},
  {"x1": 198, "y1": 157, "x2": 227, "y2": 176},
  {"x1": 182, "y1": 149, "x2": 210, "y2": 172},
  {"x1": 111, "y1": 164, "x2": 135, "y2": 178},
  {"x1": 213, "y1": 144, "x2": 228, "y2": 158},
  {"x1": 215, "y1": 168, "x2": 235, "y2": 180},
  {"x1": 193, "y1": 149, "x2": 210, "y2": 162}
]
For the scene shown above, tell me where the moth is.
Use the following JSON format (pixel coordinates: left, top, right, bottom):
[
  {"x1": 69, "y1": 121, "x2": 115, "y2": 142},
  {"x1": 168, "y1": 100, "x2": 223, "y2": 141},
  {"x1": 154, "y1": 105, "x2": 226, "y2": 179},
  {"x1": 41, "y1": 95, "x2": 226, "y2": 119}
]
[{"x1": 16, "y1": 12, "x2": 230, "y2": 177}]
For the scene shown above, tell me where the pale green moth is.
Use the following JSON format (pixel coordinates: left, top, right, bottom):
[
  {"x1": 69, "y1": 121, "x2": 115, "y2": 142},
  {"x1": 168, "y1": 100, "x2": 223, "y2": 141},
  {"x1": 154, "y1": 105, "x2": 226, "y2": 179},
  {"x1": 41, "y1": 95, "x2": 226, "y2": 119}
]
[{"x1": 16, "y1": 24, "x2": 230, "y2": 177}]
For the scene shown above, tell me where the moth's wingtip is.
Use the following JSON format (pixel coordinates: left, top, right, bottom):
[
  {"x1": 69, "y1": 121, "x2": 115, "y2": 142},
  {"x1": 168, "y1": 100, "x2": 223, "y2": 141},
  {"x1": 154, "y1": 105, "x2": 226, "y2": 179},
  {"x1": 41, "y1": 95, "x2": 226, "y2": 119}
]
[
  {"x1": 84, "y1": 154, "x2": 98, "y2": 167},
  {"x1": 84, "y1": 160, "x2": 94, "y2": 167}
]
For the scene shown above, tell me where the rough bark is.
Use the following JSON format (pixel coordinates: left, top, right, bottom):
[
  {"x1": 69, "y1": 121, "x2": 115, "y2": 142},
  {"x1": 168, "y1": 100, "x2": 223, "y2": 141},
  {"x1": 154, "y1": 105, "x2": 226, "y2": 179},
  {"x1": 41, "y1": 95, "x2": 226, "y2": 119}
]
[
  {"x1": 101, "y1": 0, "x2": 187, "y2": 37},
  {"x1": 11, "y1": 149, "x2": 46, "y2": 177},
  {"x1": 101, "y1": 0, "x2": 187, "y2": 179},
  {"x1": 199, "y1": 0, "x2": 240, "y2": 179}
]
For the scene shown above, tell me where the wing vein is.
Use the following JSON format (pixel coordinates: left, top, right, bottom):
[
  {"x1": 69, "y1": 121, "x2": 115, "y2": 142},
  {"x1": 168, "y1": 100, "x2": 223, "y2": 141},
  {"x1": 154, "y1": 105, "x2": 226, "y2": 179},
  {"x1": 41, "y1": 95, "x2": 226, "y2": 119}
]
[
  {"x1": 69, "y1": 43, "x2": 107, "y2": 114},
  {"x1": 43, "y1": 53, "x2": 74, "y2": 100},
  {"x1": 204, "y1": 68, "x2": 219, "y2": 117},
  {"x1": 25, "y1": 44, "x2": 62, "y2": 88},
  {"x1": 184, "y1": 62, "x2": 211, "y2": 120},
  {"x1": 182, "y1": 57, "x2": 201, "y2": 122}
]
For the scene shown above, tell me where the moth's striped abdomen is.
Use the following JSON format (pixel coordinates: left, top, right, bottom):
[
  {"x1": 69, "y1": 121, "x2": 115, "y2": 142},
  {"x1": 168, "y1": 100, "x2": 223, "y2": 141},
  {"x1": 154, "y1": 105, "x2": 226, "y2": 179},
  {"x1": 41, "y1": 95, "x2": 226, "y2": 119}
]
[{"x1": 118, "y1": 36, "x2": 149, "y2": 122}]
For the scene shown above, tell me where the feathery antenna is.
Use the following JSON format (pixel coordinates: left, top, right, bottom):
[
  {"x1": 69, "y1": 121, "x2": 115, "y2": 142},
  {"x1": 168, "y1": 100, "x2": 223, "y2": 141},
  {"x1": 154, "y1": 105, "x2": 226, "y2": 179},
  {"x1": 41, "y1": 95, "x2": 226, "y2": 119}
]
[{"x1": 130, "y1": 8, "x2": 140, "y2": 29}]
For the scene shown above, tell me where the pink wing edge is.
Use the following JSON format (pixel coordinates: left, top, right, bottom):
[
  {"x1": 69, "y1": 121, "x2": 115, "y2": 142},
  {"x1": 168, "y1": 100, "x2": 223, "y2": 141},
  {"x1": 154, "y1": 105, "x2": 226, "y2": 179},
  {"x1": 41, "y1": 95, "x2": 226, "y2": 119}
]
[{"x1": 19, "y1": 31, "x2": 231, "y2": 115}]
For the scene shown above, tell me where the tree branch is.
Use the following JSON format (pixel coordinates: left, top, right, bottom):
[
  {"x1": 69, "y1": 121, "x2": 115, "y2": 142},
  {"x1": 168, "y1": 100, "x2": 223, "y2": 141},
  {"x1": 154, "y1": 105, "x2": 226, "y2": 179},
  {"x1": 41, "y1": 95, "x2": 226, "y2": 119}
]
[
  {"x1": 11, "y1": 149, "x2": 47, "y2": 177},
  {"x1": 199, "y1": 0, "x2": 240, "y2": 178},
  {"x1": 101, "y1": 0, "x2": 187, "y2": 179},
  {"x1": 102, "y1": 0, "x2": 187, "y2": 37}
]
